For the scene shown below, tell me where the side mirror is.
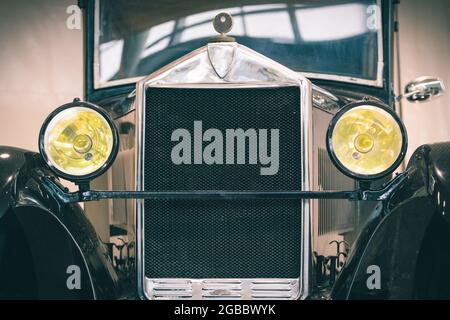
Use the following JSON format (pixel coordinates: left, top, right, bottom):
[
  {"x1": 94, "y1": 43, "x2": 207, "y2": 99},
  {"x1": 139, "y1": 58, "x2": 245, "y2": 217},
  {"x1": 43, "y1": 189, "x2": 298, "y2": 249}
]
[{"x1": 400, "y1": 76, "x2": 445, "y2": 103}]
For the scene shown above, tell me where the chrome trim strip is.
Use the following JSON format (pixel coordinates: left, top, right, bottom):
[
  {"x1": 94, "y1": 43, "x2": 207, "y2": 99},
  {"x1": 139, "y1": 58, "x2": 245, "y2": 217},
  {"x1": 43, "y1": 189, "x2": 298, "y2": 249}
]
[
  {"x1": 93, "y1": 0, "x2": 385, "y2": 89},
  {"x1": 135, "y1": 70, "x2": 145, "y2": 300},
  {"x1": 135, "y1": 42, "x2": 312, "y2": 300},
  {"x1": 301, "y1": 72, "x2": 382, "y2": 88},
  {"x1": 95, "y1": 76, "x2": 144, "y2": 90},
  {"x1": 144, "y1": 278, "x2": 300, "y2": 300},
  {"x1": 299, "y1": 78, "x2": 313, "y2": 300},
  {"x1": 96, "y1": 72, "x2": 382, "y2": 90},
  {"x1": 312, "y1": 84, "x2": 339, "y2": 102}
]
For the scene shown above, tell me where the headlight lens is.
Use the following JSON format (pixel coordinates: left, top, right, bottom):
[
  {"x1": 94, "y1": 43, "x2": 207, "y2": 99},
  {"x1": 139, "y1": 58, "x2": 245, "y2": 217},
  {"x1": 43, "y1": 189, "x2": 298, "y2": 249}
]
[
  {"x1": 39, "y1": 102, "x2": 118, "y2": 181},
  {"x1": 327, "y1": 102, "x2": 407, "y2": 180}
]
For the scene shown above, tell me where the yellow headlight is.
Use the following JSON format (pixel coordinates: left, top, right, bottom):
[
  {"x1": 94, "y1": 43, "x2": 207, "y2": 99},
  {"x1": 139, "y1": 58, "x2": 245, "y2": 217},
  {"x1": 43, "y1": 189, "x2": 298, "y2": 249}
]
[
  {"x1": 39, "y1": 102, "x2": 118, "y2": 181},
  {"x1": 327, "y1": 103, "x2": 407, "y2": 179}
]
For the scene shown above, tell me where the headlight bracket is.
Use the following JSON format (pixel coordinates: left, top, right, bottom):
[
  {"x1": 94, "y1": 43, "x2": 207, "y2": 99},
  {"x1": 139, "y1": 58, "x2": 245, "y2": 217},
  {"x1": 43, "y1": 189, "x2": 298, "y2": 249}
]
[{"x1": 41, "y1": 170, "x2": 410, "y2": 204}]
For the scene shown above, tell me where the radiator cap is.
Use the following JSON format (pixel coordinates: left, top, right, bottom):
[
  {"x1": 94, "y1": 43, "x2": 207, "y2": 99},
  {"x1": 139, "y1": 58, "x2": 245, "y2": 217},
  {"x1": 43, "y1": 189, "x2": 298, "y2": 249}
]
[{"x1": 209, "y1": 12, "x2": 235, "y2": 43}]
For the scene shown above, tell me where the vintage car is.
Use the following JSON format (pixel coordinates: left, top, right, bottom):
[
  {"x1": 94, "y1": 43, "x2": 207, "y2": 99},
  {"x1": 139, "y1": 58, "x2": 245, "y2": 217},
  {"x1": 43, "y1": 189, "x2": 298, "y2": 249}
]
[{"x1": 0, "y1": 0, "x2": 447, "y2": 300}]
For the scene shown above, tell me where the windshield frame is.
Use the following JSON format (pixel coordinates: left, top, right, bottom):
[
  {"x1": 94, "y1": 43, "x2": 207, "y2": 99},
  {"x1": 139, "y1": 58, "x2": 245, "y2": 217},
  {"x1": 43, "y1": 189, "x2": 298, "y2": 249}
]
[{"x1": 91, "y1": 0, "x2": 385, "y2": 90}]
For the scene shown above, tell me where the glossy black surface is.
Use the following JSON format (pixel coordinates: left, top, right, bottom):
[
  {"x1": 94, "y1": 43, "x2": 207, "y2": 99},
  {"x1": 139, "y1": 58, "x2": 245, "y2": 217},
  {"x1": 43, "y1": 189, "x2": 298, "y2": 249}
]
[
  {"x1": 331, "y1": 143, "x2": 450, "y2": 299},
  {"x1": 0, "y1": 146, "x2": 119, "y2": 299}
]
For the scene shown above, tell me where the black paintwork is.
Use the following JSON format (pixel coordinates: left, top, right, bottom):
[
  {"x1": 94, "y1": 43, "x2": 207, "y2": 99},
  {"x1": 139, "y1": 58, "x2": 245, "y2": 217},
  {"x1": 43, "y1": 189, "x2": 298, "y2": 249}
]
[
  {"x1": 82, "y1": 0, "x2": 396, "y2": 108},
  {"x1": 331, "y1": 143, "x2": 450, "y2": 299},
  {"x1": 1, "y1": 142, "x2": 448, "y2": 299},
  {"x1": 1, "y1": 0, "x2": 447, "y2": 300},
  {"x1": 76, "y1": 0, "x2": 449, "y2": 300},
  {"x1": 0, "y1": 147, "x2": 120, "y2": 299}
]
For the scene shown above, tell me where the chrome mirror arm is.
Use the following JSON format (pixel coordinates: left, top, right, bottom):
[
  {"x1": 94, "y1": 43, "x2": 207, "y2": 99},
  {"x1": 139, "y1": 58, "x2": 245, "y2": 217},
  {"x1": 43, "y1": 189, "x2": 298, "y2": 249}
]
[
  {"x1": 397, "y1": 76, "x2": 445, "y2": 103},
  {"x1": 396, "y1": 89, "x2": 429, "y2": 102}
]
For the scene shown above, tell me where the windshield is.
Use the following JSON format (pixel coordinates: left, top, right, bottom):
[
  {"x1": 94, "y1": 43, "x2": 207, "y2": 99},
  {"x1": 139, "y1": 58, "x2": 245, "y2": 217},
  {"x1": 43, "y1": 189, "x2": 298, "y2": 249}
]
[{"x1": 95, "y1": 0, "x2": 383, "y2": 88}]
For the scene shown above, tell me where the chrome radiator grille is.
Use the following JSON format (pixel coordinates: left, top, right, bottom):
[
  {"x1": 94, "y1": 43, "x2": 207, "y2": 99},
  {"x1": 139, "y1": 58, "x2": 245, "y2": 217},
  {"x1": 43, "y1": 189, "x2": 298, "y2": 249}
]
[{"x1": 139, "y1": 86, "x2": 304, "y2": 299}]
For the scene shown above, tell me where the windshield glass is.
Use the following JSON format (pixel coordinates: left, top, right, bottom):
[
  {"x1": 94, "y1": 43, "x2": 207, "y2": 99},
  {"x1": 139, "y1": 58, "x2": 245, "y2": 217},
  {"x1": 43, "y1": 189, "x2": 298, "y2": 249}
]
[{"x1": 96, "y1": 0, "x2": 382, "y2": 88}]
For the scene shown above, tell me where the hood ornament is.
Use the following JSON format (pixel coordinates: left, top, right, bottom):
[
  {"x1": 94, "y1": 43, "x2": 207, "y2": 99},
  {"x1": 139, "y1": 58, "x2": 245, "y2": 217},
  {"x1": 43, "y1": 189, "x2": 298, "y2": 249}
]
[
  {"x1": 210, "y1": 12, "x2": 235, "y2": 43},
  {"x1": 207, "y1": 12, "x2": 237, "y2": 79}
]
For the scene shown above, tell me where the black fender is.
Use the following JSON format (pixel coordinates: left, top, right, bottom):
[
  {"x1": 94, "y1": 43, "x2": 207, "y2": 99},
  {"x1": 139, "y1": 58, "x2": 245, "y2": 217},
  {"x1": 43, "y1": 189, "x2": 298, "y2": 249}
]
[
  {"x1": 0, "y1": 146, "x2": 119, "y2": 299},
  {"x1": 332, "y1": 142, "x2": 450, "y2": 299}
]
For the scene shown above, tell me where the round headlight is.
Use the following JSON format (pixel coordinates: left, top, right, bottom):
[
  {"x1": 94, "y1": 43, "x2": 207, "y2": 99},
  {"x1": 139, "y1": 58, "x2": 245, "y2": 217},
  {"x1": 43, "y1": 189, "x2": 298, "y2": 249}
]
[
  {"x1": 39, "y1": 101, "x2": 119, "y2": 182},
  {"x1": 326, "y1": 101, "x2": 407, "y2": 180}
]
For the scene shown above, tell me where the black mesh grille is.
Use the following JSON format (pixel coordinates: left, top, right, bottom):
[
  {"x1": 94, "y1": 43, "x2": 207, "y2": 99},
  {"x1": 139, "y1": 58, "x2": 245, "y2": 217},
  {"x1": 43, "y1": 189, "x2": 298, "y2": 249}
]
[
  {"x1": 143, "y1": 87, "x2": 302, "y2": 278},
  {"x1": 144, "y1": 199, "x2": 301, "y2": 278}
]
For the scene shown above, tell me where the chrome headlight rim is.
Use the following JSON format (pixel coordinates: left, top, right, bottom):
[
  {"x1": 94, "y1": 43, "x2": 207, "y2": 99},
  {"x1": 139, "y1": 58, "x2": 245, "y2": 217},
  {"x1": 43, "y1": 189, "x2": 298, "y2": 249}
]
[
  {"x1": 326, "y1": 100, "x2": 408, "y2": 181},
  {"x1": 38, "y1": 100, "x2": 119, "y2": 183}
]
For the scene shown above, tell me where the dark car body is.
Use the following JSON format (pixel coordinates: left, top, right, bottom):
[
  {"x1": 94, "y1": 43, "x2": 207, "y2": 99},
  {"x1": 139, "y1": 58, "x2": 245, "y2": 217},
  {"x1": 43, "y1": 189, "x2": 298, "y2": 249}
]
[
  {"x1": 0, "y1": 148, "x2": 119, "y2": 299},
  {"x1": 0, "y1": 0, "x2": 448, "y2": 299}
]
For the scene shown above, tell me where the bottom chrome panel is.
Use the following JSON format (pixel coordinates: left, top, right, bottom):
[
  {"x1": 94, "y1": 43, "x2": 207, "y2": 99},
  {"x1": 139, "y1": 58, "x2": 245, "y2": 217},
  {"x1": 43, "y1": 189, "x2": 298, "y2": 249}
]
[{"x1": 144, "y1": 278, "x2": 300, "y2": 300}]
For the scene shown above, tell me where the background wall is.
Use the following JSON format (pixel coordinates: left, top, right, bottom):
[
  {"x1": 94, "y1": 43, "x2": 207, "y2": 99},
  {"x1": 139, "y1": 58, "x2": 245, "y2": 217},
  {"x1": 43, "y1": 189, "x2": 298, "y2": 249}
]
[
  {"x1": 0, "y1": 0, "x2": 83, "y2": 152},
  {"x1": 0, "y1": 0, "x2": 111, "y2": 238},
  {"x1": 395, "y1": 0, "x2": 450, "y2": 162},
  {"x1": 0, "y1": 0, "x2": 448, "y2": 239}
]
